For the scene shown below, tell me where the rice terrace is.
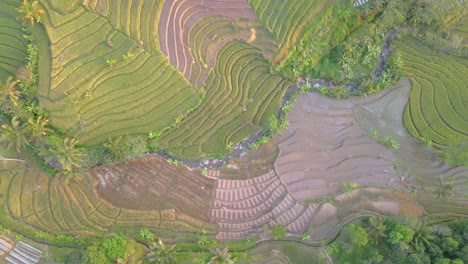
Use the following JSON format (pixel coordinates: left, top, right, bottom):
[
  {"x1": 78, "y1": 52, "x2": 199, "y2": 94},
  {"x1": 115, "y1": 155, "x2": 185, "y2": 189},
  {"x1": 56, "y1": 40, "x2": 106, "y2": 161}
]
[{"x1": 0, "y1": 0, "x2": 467, "y2": 262}]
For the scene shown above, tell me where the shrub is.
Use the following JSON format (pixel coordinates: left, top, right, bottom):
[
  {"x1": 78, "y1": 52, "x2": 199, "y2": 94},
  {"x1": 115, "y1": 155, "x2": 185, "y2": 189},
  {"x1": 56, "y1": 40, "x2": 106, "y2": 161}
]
[
  {"x1": 137, "y1": 228, "x2": 155, "y2": 242},
  {"x1": 343, "y1": 224, "x2": 368, "y2": 247},
  {"x1": 102, "y1": 235, "x2": 128, "y2": 260},
  {"x1": 84, "y1": 245, "x2": 111, "y2": 264},
  {"x1": 269, "y1": 224, "x2": 286, "y2": 239}
]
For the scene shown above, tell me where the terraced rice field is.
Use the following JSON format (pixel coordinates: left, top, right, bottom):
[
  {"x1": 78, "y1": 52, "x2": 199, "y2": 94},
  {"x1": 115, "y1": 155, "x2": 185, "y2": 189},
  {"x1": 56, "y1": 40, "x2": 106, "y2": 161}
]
[
  {"x1": 355, "y1": 78, "x2": 468, "y2": 194},
  {"x1": 399, "y1": 37, "x2": 468, "y2": 148},
  {"x1": 38, "y1": 0, "x2": 200, "y2": 145},
  {"x1": 248, "y1": 0, "x2": 332, "y2": 62},
  {"x1": 158, "y1": 0, "x2": 279, "y2": 87},
  {"x1": 273, "y1": 88, "x2": 402, "y2": 202},
  {"x1": 92, "y1": 156, "x2": 215, "y2": 222},
  {"x1": 0, "y1": 0, "x2": 28, "y2": 81},
  {"x1": 158, "y1": 40, "x2": 292, "y2": 159},
  {"x1": 0, "y1": 236, "x2": 43, "y2": 264},
  {"x1": 211, "y1": 170, "x2": 319, "y2": 239},
  {"x1": 0, "y1": 162, "x2": 215, "y2": 238}
]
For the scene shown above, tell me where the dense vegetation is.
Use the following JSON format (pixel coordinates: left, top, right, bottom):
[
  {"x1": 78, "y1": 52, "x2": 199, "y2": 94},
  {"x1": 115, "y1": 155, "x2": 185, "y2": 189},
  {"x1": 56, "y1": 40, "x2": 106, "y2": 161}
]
[
  {"x1": 326, "y1": 216, "x2": 468, "y2": 264},
  {"x1": 0, "y1": 0, "x2": 467, "y2": 262}
]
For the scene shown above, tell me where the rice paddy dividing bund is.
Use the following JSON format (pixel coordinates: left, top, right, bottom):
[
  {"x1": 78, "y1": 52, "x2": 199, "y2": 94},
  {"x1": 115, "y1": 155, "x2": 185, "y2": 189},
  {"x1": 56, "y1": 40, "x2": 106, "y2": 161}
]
[
  {"x1": 37, "y1": 0, "x2": 200, "y2": 145},
  {"x1": 158, "y1": 40, "x2": 292, "y2": 160},
  {"x1": 0, "y1": 0, "x2": 28, "y2": 81},
  {"x1": 0, "y1": 161, "x2": 216, "y2": 240},
  {"x1": 399, "y1": 37, "x2": 468, "y2": 148}
]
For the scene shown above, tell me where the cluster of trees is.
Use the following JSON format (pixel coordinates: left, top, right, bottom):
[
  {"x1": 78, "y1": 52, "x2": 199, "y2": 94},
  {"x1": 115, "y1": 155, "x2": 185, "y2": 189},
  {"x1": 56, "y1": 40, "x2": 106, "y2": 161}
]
[
  {"x1": 0, "y1": 0, "x2": 153, "y2": 179},
  {"x1": 325, "y1": 216, "x2": 468, "y2": 263},
  {"x1": 280, "y1": 0, "x2": 466, "y2": 96},
  {"x1": 64, "y1": 235, "x2": 235, "y2": 264}
]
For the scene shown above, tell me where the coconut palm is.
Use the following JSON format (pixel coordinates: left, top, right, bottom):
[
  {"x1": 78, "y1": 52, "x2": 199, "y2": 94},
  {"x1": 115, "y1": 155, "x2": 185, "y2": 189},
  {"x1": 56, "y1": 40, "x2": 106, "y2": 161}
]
[
  {"x1": 17, "y1": 0, "x2": 45, "y2": 26},
  {"x1": 43, "y1": 137, "x2": 84, "y2": 173},
  {"x1": 433, "y1": 176, "x2": 455, "y2": 201},
  {"x1": 208, "y1": 248, "x2": 234, "y2": 264},
  {"x1": 410, "y1": 220, "x2": 435, "y2": 253},
  {"x1": 0, "y1": 77, "x2": 21, "y2": 106},
  {"x1": 25, "y1": 115, "x2": 51, "y2": 142},
  {"x1": 0, "y1": 116, "x2": 28, "y2": 153},
  {"x1": 146, "y1": 239, "x2": 176, "y2": 264}
]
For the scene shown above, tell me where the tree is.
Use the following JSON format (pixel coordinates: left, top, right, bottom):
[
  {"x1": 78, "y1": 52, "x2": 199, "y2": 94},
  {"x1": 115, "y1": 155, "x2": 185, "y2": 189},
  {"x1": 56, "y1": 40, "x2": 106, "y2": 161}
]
[
  {"x1": 17, "y1": 0, "x2": 45, "y2": 26},
  {"x1": 208, "y1": 248, "x2": 234, "y2": 264},
  {"x1": 0, "y1": 77, "x2": 21, "y2": 106},
  {"x1": 43, "y1": 137, "x2": 84, "y2": 174},
  {"x1": 25, "y1": 115, "x2": 51, "y2": 142},
  {"x1": 0, "y1": 116, "x2": 28, "y2": 153},
  {"x1": 343, "y1": 224, "x2": 369, "y2": 248},
  {"x1": 387, "y1": 224, "x2": 415, "y2": 247},
  {"x1": 364, "y1": 216, "x2": 388, "y2": 245},
  {"x1": 146, "y1": 239, "x2": 176, "y2": 264},
  {"x1": 433, "y1": 176, "x2": 455, "y2": 201}
]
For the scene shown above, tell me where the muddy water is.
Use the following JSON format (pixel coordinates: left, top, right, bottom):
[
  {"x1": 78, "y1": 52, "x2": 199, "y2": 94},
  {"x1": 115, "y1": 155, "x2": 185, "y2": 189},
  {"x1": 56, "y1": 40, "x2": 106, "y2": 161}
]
[
  {"x1": 354, "y1": 78, "x2": 468, "y2": 193},
  {"x1": 273, "y1": 85, "x2": 401, "y2": 202},
  {"x1": 274, "y1": 78, "x2": 468, "y2": 201}
]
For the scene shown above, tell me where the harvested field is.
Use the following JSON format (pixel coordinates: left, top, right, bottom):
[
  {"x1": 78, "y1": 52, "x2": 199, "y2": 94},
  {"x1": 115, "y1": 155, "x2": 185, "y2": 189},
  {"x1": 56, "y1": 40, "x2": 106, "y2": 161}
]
[
  {"x1": 355, "y1": 78, "x2": 468, "y2": 194},
  {"x1": 91, "y1": 156, "x2": 215, "y2": 222},
  {"x1": 0, "y1": 0, "x2": 28, "y2": 81},
  {"x1": 0, "y1": 236, "x2": 42, "y2": 264},
  {"x1": 214, "y1": 141, "x2": 279, "y2": 180},
  {"x1": 211, "y1": 170, "x2": 319, "y2": 239},
  {"x1": 0, "y1": 161, "x2": 216, "y2": 238},
  {"x1": 159, "y1": 0, "x2": 277, "y2": 86},
  {"x1": 273, "y1": 87, "x2": 402, "y2": 202}
]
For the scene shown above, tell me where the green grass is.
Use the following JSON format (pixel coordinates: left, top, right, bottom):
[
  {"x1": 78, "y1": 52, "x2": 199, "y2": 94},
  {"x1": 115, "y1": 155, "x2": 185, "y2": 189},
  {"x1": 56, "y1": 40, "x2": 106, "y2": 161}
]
[
  {"x1": 399, "y1": 37, "x2": 468, "y2": 148},
  {"x1": 159, "y1": 40, "x2": 291, "y2": 159}
]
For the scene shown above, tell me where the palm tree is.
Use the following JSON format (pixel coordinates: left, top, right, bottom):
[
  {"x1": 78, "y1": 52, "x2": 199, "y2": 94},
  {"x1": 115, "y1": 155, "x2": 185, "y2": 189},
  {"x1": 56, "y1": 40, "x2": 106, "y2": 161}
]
[
  {"x1": 433, "y1": 176, "x2": 455, "y2": 201},
  {"x1": 25, "y1": 115, "x2": 51, "y2": 142},
  {"x1": 17, "y1": 0, "x2": 45, "y2": 26},
  {"x1": 146, "y1": 239, "x2": 176, "y2": 264},
  {"x1": 0, "y1": 77, "x2": 21, "y2": 106},
  {"x1": 208, "y1": 248, "x2": 234, "y2": 264},
  {"x1": 43, "y1": 137, "x2": 84, "y2": 173},
  {"x1": 410, "y1": 220, "x2": 434, "y2": 253},
  {"x1": 364, "y1": 215, "x2": 387, "y2": 245},
  {"x1": 0, "y1": 116, "x2": 28, "y2": 153},
  {"x1": 104, "y1": 136, "x2": 124, "y2": 162}
]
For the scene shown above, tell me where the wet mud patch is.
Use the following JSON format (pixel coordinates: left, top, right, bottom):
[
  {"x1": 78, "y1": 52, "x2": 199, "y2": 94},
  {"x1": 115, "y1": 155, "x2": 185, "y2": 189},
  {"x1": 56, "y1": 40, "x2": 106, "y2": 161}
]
[
  {"x1": 216, "y1": 141, "x2": 279, "y2": 180},
  {"x1": 273, "y1": 87, "x2": 402, "y2": 202},
  {"x1": 90, "y1": 157, "x2": 215, "y2": 222},
  {"x1": 354, "y1": 78, "x2": 468, "y2": 193}
]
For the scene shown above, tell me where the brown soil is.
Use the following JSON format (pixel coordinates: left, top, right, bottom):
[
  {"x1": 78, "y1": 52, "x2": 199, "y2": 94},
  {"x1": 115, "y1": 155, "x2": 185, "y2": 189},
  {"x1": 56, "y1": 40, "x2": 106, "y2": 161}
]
[
  {"x1": 273, "y1": 89, "x2": 401, "y2": 202},
  {"x1": 216, "y1": 141, "x2": 279, "y2": 180},
  {"x1": 210, "y1": 170, "x2": 320, "y2": 239},
  {"x1": 354, "y1": 78, "x2": 468, "y2": 193},
  {"x1": 158, "y1": 0, "x2": 257, "y2": 86},
  {"x1": 91, "y1": 156, "x2": 215, "y2": 222}
]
